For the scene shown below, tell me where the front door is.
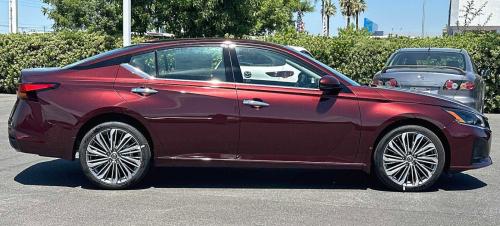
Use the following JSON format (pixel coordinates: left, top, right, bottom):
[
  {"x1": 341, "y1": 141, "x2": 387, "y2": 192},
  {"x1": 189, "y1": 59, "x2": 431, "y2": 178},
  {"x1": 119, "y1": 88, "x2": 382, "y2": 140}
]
[{"x1": 231, "y1": 46, "x2": 361, "y2": 163}]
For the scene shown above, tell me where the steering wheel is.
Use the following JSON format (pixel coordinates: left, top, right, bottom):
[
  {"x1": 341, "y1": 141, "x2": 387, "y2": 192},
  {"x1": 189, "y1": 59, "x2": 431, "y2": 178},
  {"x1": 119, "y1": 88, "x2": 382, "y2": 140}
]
[{"x1": 295, "y1": 72, "x2": 309, "y2": 88}]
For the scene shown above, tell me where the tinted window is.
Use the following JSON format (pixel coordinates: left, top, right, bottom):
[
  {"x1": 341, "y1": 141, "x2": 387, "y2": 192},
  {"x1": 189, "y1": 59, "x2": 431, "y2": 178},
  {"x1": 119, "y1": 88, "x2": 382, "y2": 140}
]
[
  {"x1": 235, "y1": 47, "x2": 321, "y2": 88},
  {"x1": 157, "y1": 46, "x2": 226, "y2": 81},
  {"x1": 129, "y1": 52, "x2": 156, "y2": 76},
  {"x1": 389, "y1": 51, "x2": 466, "y2": 70}
]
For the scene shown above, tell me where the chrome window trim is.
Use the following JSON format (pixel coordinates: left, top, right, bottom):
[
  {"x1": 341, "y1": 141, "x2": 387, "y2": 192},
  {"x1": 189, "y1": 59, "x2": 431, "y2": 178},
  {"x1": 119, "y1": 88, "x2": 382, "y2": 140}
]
[
  {"x1": 121, "y1": 62, "x2": 321, "y2": 92},
  {"x1": 120, "y1": 63, "x2": 155, "y2": 79}
]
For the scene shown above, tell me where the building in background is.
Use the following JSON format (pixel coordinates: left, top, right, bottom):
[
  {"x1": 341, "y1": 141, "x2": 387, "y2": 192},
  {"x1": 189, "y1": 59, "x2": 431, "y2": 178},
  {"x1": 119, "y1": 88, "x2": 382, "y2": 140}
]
[
  {"x1": 447, "y1": 0, "x2": 500, "y2": 34},
  {"x1": 364, "y1": 18, "x2": 384, "y2": 36}
]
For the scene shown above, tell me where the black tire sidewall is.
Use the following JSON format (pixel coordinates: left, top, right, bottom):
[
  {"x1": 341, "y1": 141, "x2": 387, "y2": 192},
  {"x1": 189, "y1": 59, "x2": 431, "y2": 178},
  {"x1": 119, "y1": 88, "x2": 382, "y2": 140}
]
[
  {"x1": 374, "y1": 125, "x2": 445, "y2": 192},
  {"x1": 79, "y1": 121, "x2": 151, "y2": 189}
]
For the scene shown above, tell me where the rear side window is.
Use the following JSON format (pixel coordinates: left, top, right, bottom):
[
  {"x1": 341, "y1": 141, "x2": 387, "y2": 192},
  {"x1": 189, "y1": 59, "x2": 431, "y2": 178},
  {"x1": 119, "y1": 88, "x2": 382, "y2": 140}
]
[
  {"x1": 156, "y1": 46, "x2": 226, "y2": 81},
  {"x1": 129, "y1": 52, "x2": 156, "y2": 76}
]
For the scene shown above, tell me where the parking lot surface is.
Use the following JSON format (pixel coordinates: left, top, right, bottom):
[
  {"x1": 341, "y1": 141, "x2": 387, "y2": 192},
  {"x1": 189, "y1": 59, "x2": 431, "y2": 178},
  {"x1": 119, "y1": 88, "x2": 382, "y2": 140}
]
[{"x1": 0, "y1": 94, "x2": 498, "y2": 225}]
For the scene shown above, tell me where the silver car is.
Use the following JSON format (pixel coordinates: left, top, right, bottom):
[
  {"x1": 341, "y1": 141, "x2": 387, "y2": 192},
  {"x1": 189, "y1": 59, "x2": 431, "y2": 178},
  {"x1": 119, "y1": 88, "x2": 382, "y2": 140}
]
[{"x1": 372, "y1": 48, "x2": 486, "y2": 112}]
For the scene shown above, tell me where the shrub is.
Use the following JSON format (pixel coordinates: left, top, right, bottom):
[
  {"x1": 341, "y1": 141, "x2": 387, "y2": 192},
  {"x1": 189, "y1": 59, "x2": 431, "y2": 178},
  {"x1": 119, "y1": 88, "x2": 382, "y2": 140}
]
[{"x1": 0, "y1": 31, "x2": 144, "y2": 93}]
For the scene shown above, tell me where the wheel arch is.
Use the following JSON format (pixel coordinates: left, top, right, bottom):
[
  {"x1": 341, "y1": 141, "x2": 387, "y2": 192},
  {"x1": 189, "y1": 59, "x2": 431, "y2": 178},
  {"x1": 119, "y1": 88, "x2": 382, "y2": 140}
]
[
  {"x1": 72, "y1": 111, "x2": 154, "y2": 160},
  {"x1": 370, "y1": 117, "x2": 451, "y2": 173}
]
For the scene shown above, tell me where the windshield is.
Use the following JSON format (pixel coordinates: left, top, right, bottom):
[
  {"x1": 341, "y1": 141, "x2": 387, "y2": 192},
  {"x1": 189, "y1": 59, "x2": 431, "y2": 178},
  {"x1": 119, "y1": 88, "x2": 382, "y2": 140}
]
[
  {"x1": 291, "y1": 48, "x2": 360, "y2": 86},
  {"x1": 388, "y1": 51, "x2": 466, "y2": 70}
]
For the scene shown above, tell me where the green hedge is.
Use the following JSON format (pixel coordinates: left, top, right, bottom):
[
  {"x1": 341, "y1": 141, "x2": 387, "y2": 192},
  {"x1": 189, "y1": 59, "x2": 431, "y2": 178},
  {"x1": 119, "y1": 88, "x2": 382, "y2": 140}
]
[
  {"x1": 0, "y1": 32, "x2": 144, "y2": 93},
  {"x1": 265, "y1": 31, "x2": 500, "y2": 113},
  {"x1": 0, "y1": 31, "x2": 498, "y2": 112}
]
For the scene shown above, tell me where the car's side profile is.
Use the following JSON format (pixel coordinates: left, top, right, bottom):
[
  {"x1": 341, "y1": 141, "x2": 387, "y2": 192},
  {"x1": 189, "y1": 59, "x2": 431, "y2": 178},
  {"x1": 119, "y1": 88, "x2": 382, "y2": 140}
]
[{"x1": 8, "y1": 39, "x2": 492, "y2": 191}]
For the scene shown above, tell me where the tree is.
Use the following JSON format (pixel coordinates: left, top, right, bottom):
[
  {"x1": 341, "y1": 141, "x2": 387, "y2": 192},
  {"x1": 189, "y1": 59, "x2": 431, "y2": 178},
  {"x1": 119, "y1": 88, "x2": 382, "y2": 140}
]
[
  {"x1": 352, "y1": 0, "x2": 367, "y2": 30},
  {"x1": 293, "y1": 0, "x2": 315, "y2": 32},
  {"x1": 454, "y1": 0, "x2": 493, "y2": 33},
  {"x1": 339, "y1": 0, "x2": 355, "y2": 27},
  {"x1": 323, "y1": 0, "x2": 336, "y2": 36},
  {"x1": 42, "y1": 0, "x2": 122, "y2": 34},
  {"x1": 42, "y1": 0, "x2": 299, "y2": 37}
]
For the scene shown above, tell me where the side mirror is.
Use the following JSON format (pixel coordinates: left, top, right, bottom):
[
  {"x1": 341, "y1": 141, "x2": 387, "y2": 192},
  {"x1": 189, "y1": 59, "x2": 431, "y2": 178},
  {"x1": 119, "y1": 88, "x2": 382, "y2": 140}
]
[{"x1": 319, "y1": 75, "x2": 342, "y2": 93}]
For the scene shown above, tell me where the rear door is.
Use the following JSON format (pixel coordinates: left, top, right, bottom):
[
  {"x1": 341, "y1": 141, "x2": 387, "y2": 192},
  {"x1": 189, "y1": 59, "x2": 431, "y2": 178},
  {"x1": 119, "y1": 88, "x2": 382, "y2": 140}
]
[{"x1": 117, "y1": 45, "x2": 239, "y2": 160}]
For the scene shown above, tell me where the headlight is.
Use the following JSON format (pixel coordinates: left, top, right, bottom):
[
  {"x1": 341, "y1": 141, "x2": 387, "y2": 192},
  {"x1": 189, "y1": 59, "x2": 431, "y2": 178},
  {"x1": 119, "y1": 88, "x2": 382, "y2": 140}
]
[{"x1": 445, "y1": 109, "x2": 486, "y2": 127}]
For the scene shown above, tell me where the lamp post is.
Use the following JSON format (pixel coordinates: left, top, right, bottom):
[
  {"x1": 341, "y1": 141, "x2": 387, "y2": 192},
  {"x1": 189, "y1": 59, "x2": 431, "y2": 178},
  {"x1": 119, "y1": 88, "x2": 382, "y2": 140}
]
[
  {"x1": 123, "y1": 0, "x2": 131, "y2": 46},
  {"x1": 421, "y1": 0, "x2": 426, "y2": 37},
  {"x1": 8, "y1": 0, "x2": 18, "y2": 33}
]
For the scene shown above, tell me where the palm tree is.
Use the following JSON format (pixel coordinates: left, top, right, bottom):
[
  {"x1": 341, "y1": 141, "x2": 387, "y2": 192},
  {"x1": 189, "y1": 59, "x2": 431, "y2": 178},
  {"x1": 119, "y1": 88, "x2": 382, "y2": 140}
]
[
  {"x1": 339, "y1": 0, "x2": 355, "y2": 27},
  {"x1": 352, "y1": 0, "x2": 367, "y2": 30},
  {"x1": 323, "y1": 1, "x2": 336, "y2": 36},
  {"x1": 294, "y1": 0, "x2": 315, "y2": 32}
]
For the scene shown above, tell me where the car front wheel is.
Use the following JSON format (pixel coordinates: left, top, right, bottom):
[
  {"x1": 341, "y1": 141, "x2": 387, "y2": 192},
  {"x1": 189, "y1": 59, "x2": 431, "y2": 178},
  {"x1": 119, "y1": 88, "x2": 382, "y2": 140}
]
[
  {"x1": 374, "y1": 125, "x2": 445, "y2": 192},
  {"x1": 79, "y1": 121, "x2": 151, "y2": 189}
]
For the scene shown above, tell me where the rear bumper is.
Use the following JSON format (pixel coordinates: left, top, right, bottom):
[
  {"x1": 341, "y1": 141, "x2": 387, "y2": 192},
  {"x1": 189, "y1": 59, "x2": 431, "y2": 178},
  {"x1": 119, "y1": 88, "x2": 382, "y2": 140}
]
[
  {"x1": 388, "y1": 86, "x2": 479, "y2": 111},
  {"x1": 452, "y1": 95, "x2": 477, "y2": 110},
  {"x1": 8, "y1": 99, "x2": 77, "y2": 160}
]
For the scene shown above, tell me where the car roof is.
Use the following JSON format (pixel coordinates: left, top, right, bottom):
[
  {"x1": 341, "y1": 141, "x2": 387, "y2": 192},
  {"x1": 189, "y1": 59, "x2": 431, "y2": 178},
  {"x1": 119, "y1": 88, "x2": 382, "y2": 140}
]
[
  {"x1": 140, "y1": 38, "x2": 285, "y2": 49},
  {"x1": 395, "y1": 48, "x2": 466, "y2": 53},
  {"x1": 73, "y1": 39, "x2": 288, "y2": 67}
]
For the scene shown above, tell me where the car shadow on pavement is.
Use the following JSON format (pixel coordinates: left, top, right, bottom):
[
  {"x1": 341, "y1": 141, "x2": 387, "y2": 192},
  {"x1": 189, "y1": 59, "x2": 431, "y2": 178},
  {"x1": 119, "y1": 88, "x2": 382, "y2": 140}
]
[{"x1": 14, "y1": 159, "x2": 487, "y2": 191}]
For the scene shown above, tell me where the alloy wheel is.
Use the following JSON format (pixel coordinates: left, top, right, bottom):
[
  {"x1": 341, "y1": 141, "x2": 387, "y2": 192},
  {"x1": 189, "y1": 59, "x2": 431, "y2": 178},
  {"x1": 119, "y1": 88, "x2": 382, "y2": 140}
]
[
  {"x1": 85, "y1": 128, "x2": 144, "y2": 185},
  {"x1": 382, "y1": 131, "x2": 439, "y2": 188}
]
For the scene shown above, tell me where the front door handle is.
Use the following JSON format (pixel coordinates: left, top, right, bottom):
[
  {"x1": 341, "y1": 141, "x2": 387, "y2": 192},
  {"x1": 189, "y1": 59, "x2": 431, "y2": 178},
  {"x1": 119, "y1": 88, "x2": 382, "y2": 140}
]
[
  {"x1": 243, "y1": 99, "x2": 270, "y2": 108},
  {"x1": 131, "y1": 87, "x2": 158, "y2": 96}
]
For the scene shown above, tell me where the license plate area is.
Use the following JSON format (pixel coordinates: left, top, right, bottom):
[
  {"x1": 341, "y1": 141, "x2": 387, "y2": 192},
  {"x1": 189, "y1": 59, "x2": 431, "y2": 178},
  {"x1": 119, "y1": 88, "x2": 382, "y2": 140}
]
[{"x1": 409, "y1": 87, "x2": 438, "y2": 94}]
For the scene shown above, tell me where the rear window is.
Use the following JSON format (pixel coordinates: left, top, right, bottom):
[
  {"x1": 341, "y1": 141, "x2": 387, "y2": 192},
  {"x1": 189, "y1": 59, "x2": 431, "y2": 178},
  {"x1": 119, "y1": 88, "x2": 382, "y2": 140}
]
[{"x1": 388, "y1": 51, "x2": 466, "y2": 70}]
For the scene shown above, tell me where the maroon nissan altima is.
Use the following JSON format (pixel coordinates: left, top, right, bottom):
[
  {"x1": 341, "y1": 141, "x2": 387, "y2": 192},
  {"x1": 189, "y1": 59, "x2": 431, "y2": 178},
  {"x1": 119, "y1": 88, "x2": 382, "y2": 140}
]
[{"x1": 8, "y1": 39, "x2": 492, "y2": 191}]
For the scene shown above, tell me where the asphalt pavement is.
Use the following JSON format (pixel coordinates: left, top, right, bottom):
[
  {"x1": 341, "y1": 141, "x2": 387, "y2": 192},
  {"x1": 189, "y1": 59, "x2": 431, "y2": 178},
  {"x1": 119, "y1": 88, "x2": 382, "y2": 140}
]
[{"x1": 0, "y1": 94, "x2": 498, "y2": 225}]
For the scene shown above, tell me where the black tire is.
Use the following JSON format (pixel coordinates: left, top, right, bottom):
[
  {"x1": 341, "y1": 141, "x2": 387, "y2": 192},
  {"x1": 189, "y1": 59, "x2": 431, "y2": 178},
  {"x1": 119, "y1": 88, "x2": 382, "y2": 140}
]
[
  {"x1": 79, "y1": 121, "x2": 151, "y2": 189},
  {"x1": 373, "y1": 125, "x2": 445, "y2": 192}
]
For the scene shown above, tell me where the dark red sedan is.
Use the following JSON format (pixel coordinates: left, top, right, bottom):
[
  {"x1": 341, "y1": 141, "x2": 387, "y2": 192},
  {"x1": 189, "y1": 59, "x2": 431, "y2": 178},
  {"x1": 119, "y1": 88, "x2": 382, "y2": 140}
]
[{"x1": 8, "y1": 39, "x2": 492, "y2": 191}]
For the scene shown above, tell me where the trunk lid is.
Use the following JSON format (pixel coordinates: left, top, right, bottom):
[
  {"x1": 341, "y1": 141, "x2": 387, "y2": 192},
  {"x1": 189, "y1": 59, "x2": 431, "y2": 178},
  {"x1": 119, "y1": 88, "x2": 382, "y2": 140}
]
[
  {"x1": 380, "y1": 68, "x2": 467, "y2": 95},
  {"x1": 20, "y1": 67, "x2": 65, "y2": 83}
]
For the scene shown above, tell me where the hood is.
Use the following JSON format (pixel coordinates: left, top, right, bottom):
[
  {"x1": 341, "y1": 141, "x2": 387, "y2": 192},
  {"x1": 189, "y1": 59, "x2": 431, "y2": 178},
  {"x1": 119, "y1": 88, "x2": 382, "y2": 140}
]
[{"x1": 374, "y1": 87, "x2": 481, "y2": 114}]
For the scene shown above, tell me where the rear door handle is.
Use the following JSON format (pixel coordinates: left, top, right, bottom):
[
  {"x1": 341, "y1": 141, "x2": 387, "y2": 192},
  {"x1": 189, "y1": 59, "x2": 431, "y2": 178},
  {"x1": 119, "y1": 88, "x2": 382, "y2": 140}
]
[
  {"x1": 243, "y1": 99, "x2": 270, "y2": 108},
  {"x1": 131, "y1": 87, "x2": 158, "y2": 96}
]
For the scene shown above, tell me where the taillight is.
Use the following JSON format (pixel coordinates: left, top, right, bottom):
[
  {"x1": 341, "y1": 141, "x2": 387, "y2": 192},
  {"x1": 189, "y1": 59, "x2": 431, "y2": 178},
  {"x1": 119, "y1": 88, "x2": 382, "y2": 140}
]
[
  {"x1": 371, "y1": 78, "x2": 398, "y2": 87},
  {"x1": 18, "y1": 83, "x2": 59, "y2": 99},
  {"x1": 460, "y1": 81, "x2": 475, "y2": 90},
  {"x1": 443, "y1": 80, "x2": 474, "y2": 90},
  {"x1": 386, "y1": 78, "x2": 398, "y2": 87},
  {"x1": 371, "y1": 79, "x2": 384, "y2": 86}
]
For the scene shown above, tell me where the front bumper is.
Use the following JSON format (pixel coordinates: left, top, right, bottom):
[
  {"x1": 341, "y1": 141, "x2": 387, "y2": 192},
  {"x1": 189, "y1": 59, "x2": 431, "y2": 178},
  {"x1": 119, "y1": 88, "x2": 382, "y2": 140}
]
[{"x1": 446, "y1": 121, "x2": 492, "y2": 172}]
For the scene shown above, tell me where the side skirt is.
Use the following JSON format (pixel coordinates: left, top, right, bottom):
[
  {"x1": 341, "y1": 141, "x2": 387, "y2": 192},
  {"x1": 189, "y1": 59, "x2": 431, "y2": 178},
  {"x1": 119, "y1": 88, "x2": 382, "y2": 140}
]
[{"x1": 155, "y1": 157, "x2": 367, "y2": 171}]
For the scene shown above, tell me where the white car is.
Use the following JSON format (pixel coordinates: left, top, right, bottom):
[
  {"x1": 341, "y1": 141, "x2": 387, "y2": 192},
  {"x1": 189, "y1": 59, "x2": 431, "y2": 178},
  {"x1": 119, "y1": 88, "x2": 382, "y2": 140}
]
[{"x1": 237, "y1": 46, "x2": 318, "y2": 87}]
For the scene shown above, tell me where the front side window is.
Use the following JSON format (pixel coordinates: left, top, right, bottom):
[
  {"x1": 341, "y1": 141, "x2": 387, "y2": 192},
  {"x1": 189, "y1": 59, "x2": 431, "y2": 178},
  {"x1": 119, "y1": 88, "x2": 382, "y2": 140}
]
[
  {"x1": 157, "y1": 46, "x2": 226, "y2": 82},
  {"x1": 235, "y1": 47, "x2": 321, "y2": 88}
]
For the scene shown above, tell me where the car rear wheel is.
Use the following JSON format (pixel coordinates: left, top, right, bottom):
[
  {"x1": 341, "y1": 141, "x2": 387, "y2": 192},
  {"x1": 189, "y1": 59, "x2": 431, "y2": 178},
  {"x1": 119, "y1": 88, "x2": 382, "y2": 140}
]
[
  {"x1": 79, "y1": 122, "x2": 151, "y2": 189},
  {"x1": 373, "y1": 125, "x2": 445, "y2": 192}
]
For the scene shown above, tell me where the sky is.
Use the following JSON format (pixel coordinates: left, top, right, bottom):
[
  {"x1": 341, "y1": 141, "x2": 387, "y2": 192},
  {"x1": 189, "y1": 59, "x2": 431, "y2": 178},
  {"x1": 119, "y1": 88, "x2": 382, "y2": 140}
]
[
  {"x1": 303, "y1": 0, "x2": 451, "y2": 36},
  {"x1": 1, "y1": 0, "x2": 451, "y2": 36}
]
